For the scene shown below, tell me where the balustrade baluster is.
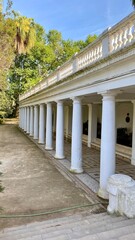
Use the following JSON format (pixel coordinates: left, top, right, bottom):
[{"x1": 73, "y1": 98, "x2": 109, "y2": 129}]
[
  {"x1": 122, "y1": 27, "x2": 128, "y2": 46},
  {"x1": 127, "y1": 23, "x2": 133, "y2": 43}
]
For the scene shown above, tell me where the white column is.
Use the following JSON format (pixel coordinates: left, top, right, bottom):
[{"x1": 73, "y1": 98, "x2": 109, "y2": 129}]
[
  {"x1": 39, "y1": 104, "x2": 45, "y2": 144},
  {"x1": 30, "y1": 106, "x2": 34, "y2": 136},
  {"x1": 19, "y1": 108, "x2": 21, "y2": 128},
  {"x1": 45, "y1": 102, "x2": 53, "y2": 150},
  {"x1": 24, "y1": 107, "x2": 27, "y2": 132},
  {"x1": 34, "y1": 105, "x2": 39, "y2": 139},
  {"x1": 53, "y1": 106, "x2": 56, "y2": 133},
  {"x1": 98, "y1": 92, "x2": 116, "y2": 199},
  {"x1": 131, "y1": 101, "x2": 135, "y2": 165},
  {"x1": 65, "y1": 106, "x2": 70, "y2": 139},
  {"x1": 70, "y1": 97, "x2": 83, "y2": 173},
  {"x1": 22, "y1": 108, "x2": 25, "y2": 130},
  {"x1": 88, "y1": 104, "x2": 97, "y2": 147},
  {"x1": 26, "y1": 106, "x2": 30, "y2": 134},
  {"x1": 20, "y1": 108, "x2": 23, "y2": 128},
  {"x1": 55, "y1": 101, "x2": 65, "y2": 159}
]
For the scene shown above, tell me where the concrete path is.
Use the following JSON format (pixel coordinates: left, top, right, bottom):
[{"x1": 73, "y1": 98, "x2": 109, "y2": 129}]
[{"x1": 0, "y1": 123, "x2": 103, "y2": 229}]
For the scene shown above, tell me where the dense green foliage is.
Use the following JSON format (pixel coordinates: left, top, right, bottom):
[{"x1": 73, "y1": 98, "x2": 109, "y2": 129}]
[
  {"x1": 9, "y1": 25, "x2": 97, "y2": 113},
  {"x1": 0, "y1": 0, "x2": 98, "y2": 116}
]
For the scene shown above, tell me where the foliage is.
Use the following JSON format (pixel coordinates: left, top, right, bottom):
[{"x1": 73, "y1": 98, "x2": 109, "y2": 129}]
[
  {"x1": 15, "y1": 16, "x2": 36, "y2": 54},
  {"x1": 0, "y1": 91, "x2": 14, "y2": 117},
  {"x1": 0, "y1": 14, "x2": 15, "y2": 91},
  {"x1": 131, "y1": 0, "x2": 135, "y2": 7},
  {"x1": 0, "y1": 0, "x2": 98, "y2": 116}
]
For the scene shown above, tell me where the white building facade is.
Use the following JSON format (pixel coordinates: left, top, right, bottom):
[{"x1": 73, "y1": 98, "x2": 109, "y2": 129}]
[{"x1": 19, "y1": 12, "x2": 135, "y2": 199}]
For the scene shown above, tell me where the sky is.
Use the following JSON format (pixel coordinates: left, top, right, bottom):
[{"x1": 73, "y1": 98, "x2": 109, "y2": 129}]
[{"x1": 4, "y1": 0, "x2": 134, "y2": 41}]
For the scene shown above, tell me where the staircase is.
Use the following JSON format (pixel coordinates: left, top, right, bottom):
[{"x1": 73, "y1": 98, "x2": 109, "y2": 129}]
[{"x1": 0, "y1": 211, "x2": 135, "y2": 240}]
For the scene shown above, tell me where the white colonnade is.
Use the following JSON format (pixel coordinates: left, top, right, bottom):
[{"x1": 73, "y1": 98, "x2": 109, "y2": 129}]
[{"x1": 19, "y1": 91, "x2": 119, "y2": 200}]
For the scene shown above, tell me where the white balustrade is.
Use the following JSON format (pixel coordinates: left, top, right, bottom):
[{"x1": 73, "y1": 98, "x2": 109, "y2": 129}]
[
  {"x1": 59, "y1": 63, "x2": 73, "y2": 79},
  {"x1": 19, "y1": 12, "x2": 135, "y2": 101},
  {"x1": 48, "y1": 74, "x2": 57, "y2": 85},
  {"x1": 109, "y1": 17, "x2": 135, "y2": 53}
]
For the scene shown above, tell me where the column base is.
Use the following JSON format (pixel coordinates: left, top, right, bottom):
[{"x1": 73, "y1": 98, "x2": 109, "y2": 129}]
[
  {"x1": 38, "y1": 141, "x2": 45, "y2": 144},
  {"x1": 45, "y1": 146, "x2": 53, "y2": 150},
  {"x1": 33, "y1": 137, "x2": 38, "y2": 140},
  {"x1": 54, "y1": 154, "x2": 65, "y2": 160},
  {"x1": 97, "y1": 188, "x2": 109, "y2": 199},
  {"x1": 70, "y1": 168, "x2": 83, "y2": 174},
  {"x1": 131, "y1": 157, "x2": 135, "y2": 166}
]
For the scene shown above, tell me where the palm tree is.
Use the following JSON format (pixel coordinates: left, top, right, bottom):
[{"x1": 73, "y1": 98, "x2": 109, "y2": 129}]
[
  {"x1": 15, "y1": 16, "x2": 36, "y2": 54},
  {"x1": 131, "y1": 0, "x2": 135, "y2": 7},
  {"x1": 0, "y1": 0, "x2": 3, "y2": 13}
]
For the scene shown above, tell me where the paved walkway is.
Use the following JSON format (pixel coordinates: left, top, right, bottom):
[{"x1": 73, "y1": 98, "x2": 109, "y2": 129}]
[
  {"x1": 0, "y1": 123, "x2": 104, "y2": 230},
  {"x1": 64, "y1": 141, "x2": 135, "y2": 182}
]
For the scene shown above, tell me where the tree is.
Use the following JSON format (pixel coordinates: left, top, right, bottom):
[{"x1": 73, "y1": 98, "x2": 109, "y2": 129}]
[
  {"x1": 15, "y1": 16, "x2": 36, "y2": 54},
  {"x1": 131, "y1": 0, "x2": 135, "y2": 7}
]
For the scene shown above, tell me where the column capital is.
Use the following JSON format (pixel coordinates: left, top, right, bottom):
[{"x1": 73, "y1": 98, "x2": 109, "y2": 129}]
[
  {"x1": 46, "y1": 101, "x2": 52, "y2": 105},
  {"x1": 98, "y1": 90, "x2": 122, "y2": 97},
  {"x1": 70, "y1": 96, "x2": 83, "y2": 102},
  {"x1": 87, "y1": 103, "x2": 92, "y2": 107},
  {"x1": 55, "y1": 100, "x2": 63, "y2": 104},
  {"x1": 131, "y1": 100, "x2": 135, "y2": 104},
  {"x1": 40, "y1": 103, "x2": 45, "y2": 106}
]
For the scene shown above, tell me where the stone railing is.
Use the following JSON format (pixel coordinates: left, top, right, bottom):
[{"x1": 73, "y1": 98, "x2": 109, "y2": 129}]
[{"x1": 20, "y1": 12, "x2": 135, "y2": 101}]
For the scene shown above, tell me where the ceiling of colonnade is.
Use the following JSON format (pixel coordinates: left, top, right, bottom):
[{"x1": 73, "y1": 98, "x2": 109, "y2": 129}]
[{"x1": 76, "y1": 87, "x2": 135, "y2": 105}]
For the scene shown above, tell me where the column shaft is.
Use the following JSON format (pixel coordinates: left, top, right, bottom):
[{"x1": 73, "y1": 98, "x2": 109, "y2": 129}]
[
  {"x1": 26, "y1": 106, "x2": 30, "y2": 134},
  {"x1": 34, "y1": 105, "x2": 39, "y2": 139},
  {"x1": 24, "y1": 107, "x2": 27, "y2": 132},
  {"x1": 98, "y1": 93, "x2": 116, "y2": 199},
  {"x1": 131, "y1": 101, "x2": 135, "y2": 165},
  {"x1": 39, "y1": 104, "x2": 45, "y2": 144},
  {"x1": 55, "y1": 101, "x2": 65, "y2": 159},
  {"x1": 30, "y1": 106, "x2": 34, "y2": 136},
  {"x1": 22, "y1": 108, "x2": 25, "y2": 130},
  {"x1": 45, "y1": 103, "x2": 53, "y2": 150},
  {"x1": 65, "y1": 106, "x2": 70, "y2": 139},
  {"x1": 70, "y1": 97, "x2": 83, "y2": 173}
]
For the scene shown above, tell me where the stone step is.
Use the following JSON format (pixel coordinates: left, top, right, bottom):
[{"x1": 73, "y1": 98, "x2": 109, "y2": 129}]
[
  {"x1": 1, "y1": 216, "x2": 128, "y2": 240},
  {"x1": 31, "y1": 214, "x2": 124, "y2": 236},
  {"x1": 0, "y1": 212, "x2": 106, "y2": 235},
  {"x1": 1, "y1": 211, "x2": 105, "y2": 234},
  {"x1": 118, "y1": 232, "x2": 135, "y2": 240},
  {"x1": 0, "y1": 213, "x2": 124, "y2": 239},
  {"x1": 0, "y1": 213, "x2": 134, "y2": 240},
  {"x1": 77, "y1": 223, "x2": 135, "y2": 240},
  {"x1": 68, "y1": 218, "x2": 135, "y2": 239},
  {"x1": 42, "y1": 216, "x2": 123, "y2": 239}
]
